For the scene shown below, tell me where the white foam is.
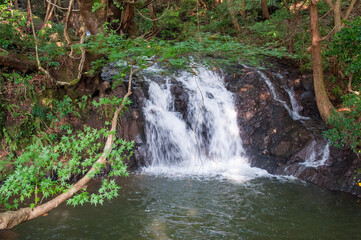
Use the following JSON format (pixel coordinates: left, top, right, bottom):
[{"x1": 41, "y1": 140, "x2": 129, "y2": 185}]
[
  {"x1": 302, "y1": 142, "x2": 330, "y2": 167},
  {"x1": 142, "y1": 65, "x2": 269, "y2": 183}
]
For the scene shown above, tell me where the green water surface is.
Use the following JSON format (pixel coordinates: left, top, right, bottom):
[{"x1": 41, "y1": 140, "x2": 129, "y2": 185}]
[{"x1": 4, "y1": 174, "x2": 361, "y2": 240}]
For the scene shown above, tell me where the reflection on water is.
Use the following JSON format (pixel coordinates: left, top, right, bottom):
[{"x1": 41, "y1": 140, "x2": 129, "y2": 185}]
[{"x1": 10, "y1": 174, "x2": 361, "y2": 240}]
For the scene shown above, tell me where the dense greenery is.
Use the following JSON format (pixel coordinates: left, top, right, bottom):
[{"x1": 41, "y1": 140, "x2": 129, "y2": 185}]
[
  {"x1": 324, "y1": 92, "x2": 361, "y2": 153},
  {"x1": 327, "y1": 17, "x2": 361, "y2": 87},
  {"x1": 323, "y1": 17, "x2": 361, "y2": 154},
  {"x1": 0, "y1": 0, "x2": 360, "y2": 223},
  {"x1": 0, "y1": 70, "x2": 133, "y2": 210},
  {"x1": 0, "y1": 127, "x2": 132, "y2": 209}
]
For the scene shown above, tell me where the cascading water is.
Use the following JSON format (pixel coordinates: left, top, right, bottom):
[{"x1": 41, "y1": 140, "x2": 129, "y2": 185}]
[
  {"x1": 240, "y1": 64, "x2": 308, "y2": 121},
  {"x1": 273, "y1": 73, "x2": 308, "y2": 118},
  {"x1": 142, "y1": 65, "x2": 267, "y2": 181},
  {"x1": 259, "y1": 71, "x2": 330, "y2": 168},
  {"x1": 256, "y1": 70, "x2": 309, "y2": 121},
  {"x1": 302, "y1": 141, "x2": 330, "y2": 167}
]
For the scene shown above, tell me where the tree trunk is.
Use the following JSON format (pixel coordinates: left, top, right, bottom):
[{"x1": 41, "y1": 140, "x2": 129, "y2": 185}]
[
  {"x1": 334, "y1": 0, "x2": 342, "y2": 32},
  {"x1": 148, "y1": 3, "x2": 158, "y2": 30},
  {"x1": 227, "y1": 0, "x2": 241, "y2": 34},
  {"x1": 78, "y1": 0, "x2": 107, "y2": 34},
  {"x1": 120, "y1": 3, "x2": 136, "y2": 36},
  {"x1": 343, "y1": 0, "x2": 357, "y2": 22},
  {"x1": 0, "y1": 52, "x2": 37, "y2": 73},
  {"x1": 261, "y1": 0, "x2": 270, "y2": 19},
  {"x1": 240, "y1": 0, "x2": 246, "y2": 20},
  {"x1": 41, "y1": 0, "x2": 56, "y2": 30},
  {"x1": 310, "y1": 0, "x2": 334, "y2": 122},
  {"x1": 324, "y1": 0, "x2": 357, "y2": 33}
]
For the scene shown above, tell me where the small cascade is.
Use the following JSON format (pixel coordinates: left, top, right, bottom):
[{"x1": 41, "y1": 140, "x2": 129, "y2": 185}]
[
  {"x1": 256, "y1": 70, "x2": 308, "y2": 121},
  {"x1": 302, "y1": 141, "x2": 330, "y2": 167},
  {"x1": 142, "y1": 65, "x2": 267, "y2": 181},
  {"x1": 274, "y1": 73, "x2": 309, "y2": 121}
]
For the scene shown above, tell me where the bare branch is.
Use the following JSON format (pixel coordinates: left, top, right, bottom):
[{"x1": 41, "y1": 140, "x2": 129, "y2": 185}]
[
  {"x1": 64, "y1": 0, "x2": 75, "y2": 45},
  {"x1": 42, "y1": 0, "x2": 56, "y2": 29},
  {"x1": 135, "y1": 2, "x2": 170, "y2": 22},
  {"x1": 320, "y1": 26, "x2": 336, "y2": 41},
  {"x1": 319, "y1": 8, "x2": 332, "y2": 19},
  {"x1": 343, "y1": 0, "x2": 357, "y2": 21},
  {"x1": 28, "y1": 0, "x2": 55, "y2": 82},
  {"x1": 77, "y1": 24, "x2": 87, "y2": 80},
  {"x1": 45, "y1": 0, "x2": 80, "y2": 12},
  {"x1": 324, "y1": 0, "x2": 334, "y2": 10}
]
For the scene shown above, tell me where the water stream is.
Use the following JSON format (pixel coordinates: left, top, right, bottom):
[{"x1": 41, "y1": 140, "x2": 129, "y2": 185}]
[
  {"x1": 143, "y1": 65, "x2": 266, "y2": 181},
  {"x1": 5, "y1": 65, "x2": 360, "y2": 239},
  {"x1": 256, "y1": 70, "x2": 308, "y2": 121},
  {"x1": 302, "y1": 141, "x2": 330, "y2": 168}
]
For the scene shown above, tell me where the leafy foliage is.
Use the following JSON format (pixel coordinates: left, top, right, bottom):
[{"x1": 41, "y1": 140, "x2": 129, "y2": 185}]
[
  {"x1": 85, "y1": 26, "x2": 291, "y2": 75},
  {"x1": 0, "y1": 127, "x2": 133, "y2": 210},
  {"x1": 92, "y1": 96, "x2": 131, "y2": 120},
  {"x1": 324, "y1": 18, "x2": 361, "y2": 153},
  {"x1": 0, "y1": 72, "x2": 39, "y2": 152},
  {"x1": 0, "y1": 3, "x2": 33, "y2": 51},
  {"x1": 324, "y1": 92, "x2": 361, "y2": 154},
  {"x1": 46, "y1": 95, "x2": 80, "y2": 123},
  {"x1": 328, "y1": 17, "x2": 361, "y2": 86}
]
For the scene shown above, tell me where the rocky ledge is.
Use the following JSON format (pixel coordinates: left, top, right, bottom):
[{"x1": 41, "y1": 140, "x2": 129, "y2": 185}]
[{"x1": 223, "y1": 60, "x2": 361, "y2": 197}]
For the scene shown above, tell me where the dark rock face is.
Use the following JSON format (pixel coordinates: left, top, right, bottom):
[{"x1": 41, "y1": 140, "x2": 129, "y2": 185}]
[
  {"x1": 223, "y1": 61, "x2": 361, "y2": 197},
  {"x1": 171, "y1": 83, "x2": 189, "y2": 121},
  {"x1": 117, "y1": 79, "x2": 149, "y2": 170},
  {"x1": 78, "y1": 73, "x2": 150, "y2": 171}
]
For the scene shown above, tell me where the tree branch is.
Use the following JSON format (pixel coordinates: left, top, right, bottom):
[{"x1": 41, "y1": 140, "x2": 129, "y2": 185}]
[
  {"x1": 77, "y1": 24, "x2": 87, "y2": 80},
  {"x1": 320, "y1": 26, "x2": 336, "y2": 41},
  {"x1": 343, "y1": 0, "x2": 357, "y2": 21},
  {"x1": 135, "y1": 2, "x2": 170, "y2": 22},
  {"x1": 28, "y1": 0, "x2": 55, "y2": 82},
  {"x1": 41, "y1": 0, "x2": 56, "y2": 30},
  {"x1": 44, "y1": 0, "x2": 80, "y2": 12},
  {"x1": 0, "y1": 66, "x2": 135, "y2": 229},
  {"x1": 324, "y1": 0, "x2": 334, "y2": 10},
  {"x1": 64, "y1": 0, "x2": 75, "y2": 46}
]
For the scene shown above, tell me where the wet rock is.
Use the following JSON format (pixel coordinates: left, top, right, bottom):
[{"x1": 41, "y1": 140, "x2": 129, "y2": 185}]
[
  {"x1": 171, "y1": 84, "x2": 189, "y2": 120},
  {"x1": 301, "y1": 75, "x2": 314, "y2": 91},
  {"x1": 299, "y1": 90, "x2": 320, "y2": 118},
  {"x1": 101, "y1": 61, "x2": 127, "y2": 83},
  {"x1": 224, "y1": 60, "x2": 361, "y2": 197},
  {"x1": 270, "y1": 140, "x2": 292, "y2": 157}
]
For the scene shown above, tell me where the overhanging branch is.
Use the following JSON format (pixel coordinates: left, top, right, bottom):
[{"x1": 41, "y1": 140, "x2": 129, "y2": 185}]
[{"x1": 0, "y1": 66, "x2": 135, "y2": 230}]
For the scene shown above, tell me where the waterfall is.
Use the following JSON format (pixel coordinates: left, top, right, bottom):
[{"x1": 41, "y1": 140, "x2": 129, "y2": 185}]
[
  {"x1": 142, "y1": 65, "x2": 267, "y2": 181},
  {"x1": 256, "y1": 70, "x2": 309, "y2": 121},
  {"x1": 302, "y1": 141, "x2": 330, "y2": 167},
  {"x1": 274, "y1": 73, "x2": 309, "y2": 121}
]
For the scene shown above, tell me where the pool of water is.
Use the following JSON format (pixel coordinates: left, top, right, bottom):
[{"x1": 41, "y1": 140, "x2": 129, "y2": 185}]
[{"x1": 4, "y1": 174, "x2": 361, "y2": 239}]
